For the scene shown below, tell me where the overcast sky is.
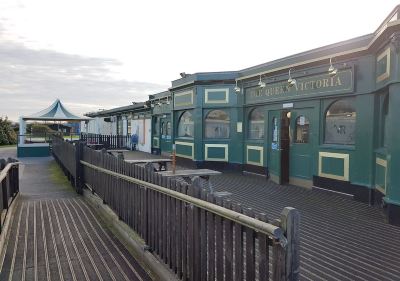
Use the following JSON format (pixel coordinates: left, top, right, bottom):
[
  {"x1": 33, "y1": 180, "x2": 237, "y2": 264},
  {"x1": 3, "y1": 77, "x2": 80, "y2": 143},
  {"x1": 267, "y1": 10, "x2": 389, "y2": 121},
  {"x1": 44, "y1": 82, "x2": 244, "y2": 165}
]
[{"x1": 1, "y1": 0, "x2": 399, "y2": 121}]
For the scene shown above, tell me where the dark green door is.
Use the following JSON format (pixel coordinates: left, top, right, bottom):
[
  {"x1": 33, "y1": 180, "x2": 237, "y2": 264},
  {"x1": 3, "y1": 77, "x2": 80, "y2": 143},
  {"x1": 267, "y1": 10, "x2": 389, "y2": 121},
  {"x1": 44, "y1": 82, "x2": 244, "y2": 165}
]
[
  {"x1": 160, "y1": 118, "x2": 172, "y2": 153},
  {"x1": 289, "y1": 108, "x2": 315, "y2": 184},
  {"x1": 268, "y1": 110, "x2": 282, "y2": 184}
]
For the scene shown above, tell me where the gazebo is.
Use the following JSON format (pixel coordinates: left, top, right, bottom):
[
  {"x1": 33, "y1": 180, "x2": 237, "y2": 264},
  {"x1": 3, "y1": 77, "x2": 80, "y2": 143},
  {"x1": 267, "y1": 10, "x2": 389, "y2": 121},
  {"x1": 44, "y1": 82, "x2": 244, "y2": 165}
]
[{"x1": 18, "y1": 99, "x2": 91, "y2": 157}]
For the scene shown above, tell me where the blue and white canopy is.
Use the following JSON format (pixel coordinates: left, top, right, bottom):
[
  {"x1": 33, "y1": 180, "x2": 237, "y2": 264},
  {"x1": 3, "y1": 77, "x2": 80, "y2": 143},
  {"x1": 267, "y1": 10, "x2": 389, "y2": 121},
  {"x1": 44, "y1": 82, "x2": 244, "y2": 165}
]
[{"x1": 22, "y1": 99, "x2": 90, "y2": 121}]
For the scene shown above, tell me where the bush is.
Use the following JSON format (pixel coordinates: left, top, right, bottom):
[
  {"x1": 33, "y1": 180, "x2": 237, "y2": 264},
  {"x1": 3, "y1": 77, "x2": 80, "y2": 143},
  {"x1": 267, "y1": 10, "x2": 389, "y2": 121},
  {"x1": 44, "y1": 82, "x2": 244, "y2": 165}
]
[
  {"x1": 0, "y1": 117, "x2": 17, "y2": 145},
  {"x1": 31, "y1": 124, "x2": 53, "y2": 135}
]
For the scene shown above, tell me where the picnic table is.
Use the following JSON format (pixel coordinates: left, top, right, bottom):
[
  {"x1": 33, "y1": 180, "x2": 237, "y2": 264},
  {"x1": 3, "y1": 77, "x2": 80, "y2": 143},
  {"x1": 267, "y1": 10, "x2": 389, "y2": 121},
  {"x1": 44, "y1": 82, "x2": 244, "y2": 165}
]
[
  {"x1": 157, "y1": 169, "x2": 221, "y2": 192},
  {"x1": 107, "y1": 149, "x2": 130, "y2": 159},
  {"x1": 125, "y1": 158, "x2": 172, "y2": 171},
  {"x1": 87, "y1": 143, "x2": 104, "y2": 150}
]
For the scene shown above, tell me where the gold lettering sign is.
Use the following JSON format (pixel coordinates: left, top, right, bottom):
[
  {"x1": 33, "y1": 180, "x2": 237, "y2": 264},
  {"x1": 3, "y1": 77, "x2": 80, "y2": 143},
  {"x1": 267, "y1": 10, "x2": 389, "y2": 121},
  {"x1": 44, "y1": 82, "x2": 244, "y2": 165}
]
[{"x1": 245, "y1": 69, "x2": 353, "y2": 104}]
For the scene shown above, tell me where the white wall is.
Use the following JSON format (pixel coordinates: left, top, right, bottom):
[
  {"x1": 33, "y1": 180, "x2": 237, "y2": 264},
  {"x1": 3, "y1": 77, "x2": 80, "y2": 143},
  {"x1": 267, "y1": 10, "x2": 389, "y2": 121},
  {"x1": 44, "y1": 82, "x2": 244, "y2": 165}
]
[
  {"x1": 131, "y1": 118, "x2": 151, "y2": 153},
  {"x1": 83, "y1": 117, "x2": 112, "y2": 134}
]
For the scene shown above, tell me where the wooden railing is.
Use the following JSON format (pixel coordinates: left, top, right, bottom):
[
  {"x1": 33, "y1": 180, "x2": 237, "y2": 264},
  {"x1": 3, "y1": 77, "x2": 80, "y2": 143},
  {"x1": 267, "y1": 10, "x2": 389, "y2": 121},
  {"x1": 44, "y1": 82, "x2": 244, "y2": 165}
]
[
  {"x1": 80, "y1": 133, "x2": 130, "y2": 149},
  {"x1": 54, "y1": 139, "x2": 301, "y2": 281},
  {"x1": 0, "y1": 158, "x2": 20, "y2": 234}
]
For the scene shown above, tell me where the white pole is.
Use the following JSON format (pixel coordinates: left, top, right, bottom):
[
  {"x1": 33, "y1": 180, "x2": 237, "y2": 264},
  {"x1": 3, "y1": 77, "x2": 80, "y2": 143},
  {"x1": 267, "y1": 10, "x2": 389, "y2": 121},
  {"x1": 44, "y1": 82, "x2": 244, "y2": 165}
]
[{"x1": 19, "y1": 117, "x2": 26, "y2": 145}]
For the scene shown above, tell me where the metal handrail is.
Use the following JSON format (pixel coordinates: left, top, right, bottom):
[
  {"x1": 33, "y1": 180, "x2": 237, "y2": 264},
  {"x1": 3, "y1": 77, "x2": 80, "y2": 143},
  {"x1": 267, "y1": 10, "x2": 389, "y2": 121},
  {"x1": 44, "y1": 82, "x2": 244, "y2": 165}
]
[
  {"x1": 0, "y1": 162, "x2": 20, "y2": 183},
  {"x1": 80, "y1": 160, "x2": 286, "y2": 243}
]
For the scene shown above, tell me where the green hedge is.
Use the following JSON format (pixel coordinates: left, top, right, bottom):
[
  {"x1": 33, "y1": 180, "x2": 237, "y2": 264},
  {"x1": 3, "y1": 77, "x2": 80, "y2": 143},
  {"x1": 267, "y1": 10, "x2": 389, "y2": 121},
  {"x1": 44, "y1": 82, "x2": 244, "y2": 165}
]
[{"x1": 0, "y1": 117, "x2": 17, "y2": 145}]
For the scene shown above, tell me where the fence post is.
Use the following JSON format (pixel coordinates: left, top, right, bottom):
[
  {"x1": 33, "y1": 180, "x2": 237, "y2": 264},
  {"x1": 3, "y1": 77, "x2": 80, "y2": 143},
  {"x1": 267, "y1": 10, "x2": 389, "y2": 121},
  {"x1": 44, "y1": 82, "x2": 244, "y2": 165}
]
[
  {"x1": 0, "y1": 159, "x2": 7, "y2": 212},
  {"x1": 75, "y1": 141, "x2": 84, "y2": 195},
  {"x1": 281, "y1": 207, "x2": 300, "y2": 281}
]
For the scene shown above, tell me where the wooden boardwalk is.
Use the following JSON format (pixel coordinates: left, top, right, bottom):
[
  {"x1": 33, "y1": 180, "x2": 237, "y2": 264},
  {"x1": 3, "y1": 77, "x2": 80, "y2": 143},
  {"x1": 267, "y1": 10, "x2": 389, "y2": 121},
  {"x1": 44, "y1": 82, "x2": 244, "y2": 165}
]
[
  {"x1": 211, "y1": 172, "x2": 400, "y2": 281},
  {"x1": 0, "y1": 155, "x2": 151, "y2": 281}
]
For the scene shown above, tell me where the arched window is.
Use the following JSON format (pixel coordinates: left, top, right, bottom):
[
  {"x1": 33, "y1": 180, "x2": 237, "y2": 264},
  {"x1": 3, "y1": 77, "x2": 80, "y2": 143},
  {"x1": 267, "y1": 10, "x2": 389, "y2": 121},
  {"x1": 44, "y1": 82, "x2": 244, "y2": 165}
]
[
  {"x1": 166, "y1": 121, "x2": 171, "y2": 136},
  {"x1": 161, "y1": 121, "x2": 165, "y2": 135},
  {"x1": 178, "y1": 111, "x2": 194, "y2": 137},
  {"x1": 205, "y1": 110, "x2": 230, "y2": 138},
  {"x1": 294, "y1": 115, "x2": 309, "y2": 143},
  {"x1": 248, "y1": 108, "x2": 264, "y2": 139},
  {"x1": 154, "y1": 118, "x2": 160, "y2": 136},
  {"x1": 325, "y1": 97, "x2": 356, "y2": 145}
]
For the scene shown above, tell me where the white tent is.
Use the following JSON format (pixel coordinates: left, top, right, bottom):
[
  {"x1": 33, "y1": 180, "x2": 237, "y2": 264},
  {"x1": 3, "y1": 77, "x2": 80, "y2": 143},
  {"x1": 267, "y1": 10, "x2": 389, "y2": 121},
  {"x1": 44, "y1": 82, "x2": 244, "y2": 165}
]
[{"x1": 19, "y1": 99, "x2": 90, "y2": 144}]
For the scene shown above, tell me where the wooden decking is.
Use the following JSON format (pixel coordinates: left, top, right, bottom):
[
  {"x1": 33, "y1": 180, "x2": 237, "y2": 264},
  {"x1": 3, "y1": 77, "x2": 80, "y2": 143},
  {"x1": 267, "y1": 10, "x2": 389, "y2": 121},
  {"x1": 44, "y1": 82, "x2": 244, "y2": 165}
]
[
  {"x1": 0, "y1": 154, "x2": 151, "y2": 281},
  {"x1": 211, "y1": 172, "x2": 400, "y2": 281},
  {"x1": 0, "y1": 199, "x2": 149, "y2": 281}
]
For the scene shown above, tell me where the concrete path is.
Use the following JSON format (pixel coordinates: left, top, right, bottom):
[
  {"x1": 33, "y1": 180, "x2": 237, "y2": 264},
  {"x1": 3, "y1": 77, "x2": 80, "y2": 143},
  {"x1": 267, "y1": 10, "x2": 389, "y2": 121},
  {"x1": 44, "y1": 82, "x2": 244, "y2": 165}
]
[{"x1": 0, "y1": 148, "x2": 152, "y2": 281}]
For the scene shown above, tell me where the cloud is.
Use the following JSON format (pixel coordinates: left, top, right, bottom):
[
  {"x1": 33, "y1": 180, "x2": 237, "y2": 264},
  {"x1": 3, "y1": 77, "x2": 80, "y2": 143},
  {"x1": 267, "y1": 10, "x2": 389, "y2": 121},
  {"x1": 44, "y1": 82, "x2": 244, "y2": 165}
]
[{"x1": 0, "y1": 23, "x2": 167, "y2": 121}]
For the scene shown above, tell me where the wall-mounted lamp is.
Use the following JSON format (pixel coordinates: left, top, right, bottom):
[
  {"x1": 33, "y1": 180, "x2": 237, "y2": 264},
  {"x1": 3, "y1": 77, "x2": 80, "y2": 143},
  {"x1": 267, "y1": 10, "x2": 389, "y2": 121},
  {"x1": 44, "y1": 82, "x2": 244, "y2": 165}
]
[
  {"x1": 234, "y1": 80, "x2": 241, "y2": 93},
  {"x1": 258, "y1": 75, "x2": 266, "y2": 88},
  {"x1": 150, "y1": 103, "x2": 155, "y2": 108},
  {"x1": 328, "y1": 58, "x2": 338, "y2": 77},
  {"x1": 166, "y1": 97, "x2": 170, "y2": 105},
  {"x1": 287, "y1": 68, "x2": 296, "y2": 88}
]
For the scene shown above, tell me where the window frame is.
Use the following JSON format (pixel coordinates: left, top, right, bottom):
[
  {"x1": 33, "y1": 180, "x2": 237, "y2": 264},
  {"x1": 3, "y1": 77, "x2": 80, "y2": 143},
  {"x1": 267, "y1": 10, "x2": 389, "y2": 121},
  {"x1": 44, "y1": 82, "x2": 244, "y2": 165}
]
[
  {"x1": 324, "y1": 97, "x2": 356, "y2": 145},
  {"x1": 204, "y1": 109, "x2": 231, "y2": 139},
  {"x1": 247, "y1": 107, "x2": 265, "y2": 140},
  {"x1": 294, "y1": 115, "x2": 310, "y2": 144},
  {"x1": 177, "y1": 110, "x2": 194, "y2": 138}
]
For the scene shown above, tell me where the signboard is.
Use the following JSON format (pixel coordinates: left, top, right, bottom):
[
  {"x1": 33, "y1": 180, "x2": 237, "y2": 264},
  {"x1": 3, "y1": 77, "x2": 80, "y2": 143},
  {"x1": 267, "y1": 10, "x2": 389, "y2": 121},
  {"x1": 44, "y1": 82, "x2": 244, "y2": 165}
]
[
  {"x1": 283, "y1": 103, "x2": 293, "y2": 108},
  {"x1": 245, "y1": 69, "x2": 353, "y2": 104}
]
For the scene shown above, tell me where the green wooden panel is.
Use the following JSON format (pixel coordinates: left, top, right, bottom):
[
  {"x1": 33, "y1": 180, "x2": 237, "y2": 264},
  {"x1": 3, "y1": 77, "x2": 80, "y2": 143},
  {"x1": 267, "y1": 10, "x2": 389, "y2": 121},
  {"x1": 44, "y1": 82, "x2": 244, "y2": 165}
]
[
  {"x1": 375, "y1": 163, "x2": 386, "y2": 191},
  {"x1": 291, "y1": 155, "x2": 311, "y2": 178},
  {"x1": 207, "y1": 146, "x2": 226, "y2": 159},
  {"x1": 161, "y1": 139, "x2": 172, "y2": 153},
  {"x1": 176, "y1": 143, "x2": 193, "y2": 157},
  {"x1": 248, "y1": 149, "x2": 261, "y2": 163},
  {"x1": 321, "y1": 156, "x2": 344, "y2": 177},
  {"x1": 207, "y1": 91, "x2": 226, "y2": 101}
]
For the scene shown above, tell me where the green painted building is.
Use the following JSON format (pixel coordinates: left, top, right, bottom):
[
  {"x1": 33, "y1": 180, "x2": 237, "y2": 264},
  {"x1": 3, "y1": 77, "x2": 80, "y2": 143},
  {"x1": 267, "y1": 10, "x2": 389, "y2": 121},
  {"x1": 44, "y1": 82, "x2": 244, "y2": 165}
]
[
  {"x1": 86, "y1": 6, "x2": 400, "y2": 225},
  {"x1": 164, "y1": 7, "x2": 400, "y2": 225}
]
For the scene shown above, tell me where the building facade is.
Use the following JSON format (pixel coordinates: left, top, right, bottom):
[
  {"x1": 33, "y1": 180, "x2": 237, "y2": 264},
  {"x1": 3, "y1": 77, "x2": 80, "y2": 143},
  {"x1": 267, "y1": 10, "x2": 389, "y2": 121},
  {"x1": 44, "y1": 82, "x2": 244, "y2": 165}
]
[{"x1": 86, "y1": 6, "x2": 400, "y2": 225}]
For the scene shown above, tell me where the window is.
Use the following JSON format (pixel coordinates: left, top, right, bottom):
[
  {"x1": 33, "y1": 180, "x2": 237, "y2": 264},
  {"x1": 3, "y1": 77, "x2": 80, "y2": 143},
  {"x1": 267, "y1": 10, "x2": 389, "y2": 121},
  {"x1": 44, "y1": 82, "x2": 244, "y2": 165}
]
[
  {"x1": 161, "y1": 122, "x2": 165, "y2": 135},
  {"x1": 205, "y1": 110, "x2": 230, "y2": 138},
  {"x1": 248, "y1": 108, "x2": 264, "y2": 139},
  {"x1": 272, "y1": 117, "x2": 278, "y2": 143},
  {"x1": 117, "y1": 117, "x2": 123, "y2": 135},
  {"x1": 325, "y1": 98, "x2": 356, "y2": 145},
  {"x1": 166, "y1": 121, "x2": 171, "y2": 136},
  {"x1": 178, "y1": 111, "x2": 194, "y2": 137},
  {"x1": 154, "y1": 118, "x2": 160, "y2": 136},
  {"x1": 294, "y1": 115, "x2": 309, "y2": 143},
  {"x1": 127, "y1": 118, "x2": 132, "y2": 135}
]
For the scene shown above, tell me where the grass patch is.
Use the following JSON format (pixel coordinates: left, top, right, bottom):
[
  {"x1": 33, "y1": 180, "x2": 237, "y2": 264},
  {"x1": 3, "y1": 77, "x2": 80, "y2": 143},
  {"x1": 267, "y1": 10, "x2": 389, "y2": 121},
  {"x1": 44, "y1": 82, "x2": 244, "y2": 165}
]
[{"x1": 48, "y1": 161, "x2": 73, "y2": 190}]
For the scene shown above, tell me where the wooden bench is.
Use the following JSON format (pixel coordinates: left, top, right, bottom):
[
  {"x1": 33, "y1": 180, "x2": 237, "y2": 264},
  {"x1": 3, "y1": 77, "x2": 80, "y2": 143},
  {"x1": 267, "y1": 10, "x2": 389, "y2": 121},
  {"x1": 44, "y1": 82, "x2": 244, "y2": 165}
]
[{"x1": 125, "y1": 158, "x2": 172, "y2": 171}]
